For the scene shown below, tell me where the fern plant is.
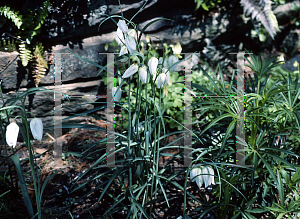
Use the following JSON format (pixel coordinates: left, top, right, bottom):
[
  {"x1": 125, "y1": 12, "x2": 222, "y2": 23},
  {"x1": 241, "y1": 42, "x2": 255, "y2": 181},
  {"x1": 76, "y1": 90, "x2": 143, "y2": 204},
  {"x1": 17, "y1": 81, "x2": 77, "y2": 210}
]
[
  {"x1": 240, "y1": 0, "x2": 279, "y2": 40},
  {"x1": 0, "y1": 0, "x2": 50, "y2": 87},
  {"x1": 193, "y1": 0, "x2": 280, "y2": 40},
  {"x1": 0, "y1": 5, "x2": 22, "y2": 29}
]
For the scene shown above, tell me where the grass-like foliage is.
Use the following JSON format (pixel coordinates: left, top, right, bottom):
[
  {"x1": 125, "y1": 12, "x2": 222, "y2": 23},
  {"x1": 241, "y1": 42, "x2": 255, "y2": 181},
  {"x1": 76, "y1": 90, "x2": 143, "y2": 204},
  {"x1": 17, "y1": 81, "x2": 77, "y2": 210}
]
[{"x1": 188, "y1": 51, "x2": 300, "y2": 218}]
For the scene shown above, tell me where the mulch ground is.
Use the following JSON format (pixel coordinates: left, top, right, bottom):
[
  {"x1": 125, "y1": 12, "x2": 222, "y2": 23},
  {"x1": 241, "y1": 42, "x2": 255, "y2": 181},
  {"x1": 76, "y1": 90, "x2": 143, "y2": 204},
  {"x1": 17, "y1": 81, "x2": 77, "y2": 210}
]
[{"x1": 0, "y1": 117, "x2": 214, "y2": 219}]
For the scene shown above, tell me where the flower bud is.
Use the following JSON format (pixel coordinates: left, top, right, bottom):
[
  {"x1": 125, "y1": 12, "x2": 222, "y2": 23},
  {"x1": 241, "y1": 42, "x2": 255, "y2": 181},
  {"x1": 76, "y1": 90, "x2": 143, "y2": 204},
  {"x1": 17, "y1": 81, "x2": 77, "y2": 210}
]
[
  {"x1": 170, "y1": 42, "x2": 182, "y2": 56},
  {"x1": 122, "y1": 64, "x2": 138, "y2": 78},
  {"x1": 119, "y1": 46, "x2": 128, "y2": 56},
  {"x1": 294, "y1": 61, "x2": 299, "y2": 68},
  {"x1": 112, "y1": 87, "x2": 122, "y2": 102}
]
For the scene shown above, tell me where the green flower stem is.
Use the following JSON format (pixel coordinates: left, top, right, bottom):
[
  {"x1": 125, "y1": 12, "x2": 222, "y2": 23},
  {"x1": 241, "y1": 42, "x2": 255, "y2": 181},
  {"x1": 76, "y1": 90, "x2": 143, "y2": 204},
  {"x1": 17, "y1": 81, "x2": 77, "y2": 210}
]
[
  {"x1": 183, "y1": 162, "x2": 193, "y2": 216},
  {"x1": 127, "y1": 56, "x2": 133, "y2": 191},
  {"x1": 149, "y1": 72, "x2": 157, "y2": 215},
  {"x1": 154, "y1": 87, "x2": 162, "y2": 203},
  {"x1": 21, "y1": 106, "x2": 41, "y2": 218},
  {"x1": 250, "y1": 78, "x2": 261, "y2": 149},
  {"x1": 144, "y1": 71, "x2": 150, "y2": 212}
]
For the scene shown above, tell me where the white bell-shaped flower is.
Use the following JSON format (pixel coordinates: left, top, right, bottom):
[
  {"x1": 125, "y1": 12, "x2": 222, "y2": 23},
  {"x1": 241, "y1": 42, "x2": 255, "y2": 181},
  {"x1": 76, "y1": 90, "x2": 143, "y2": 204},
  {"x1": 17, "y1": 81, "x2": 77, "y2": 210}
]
[
  {"x1": 128, "y1": 29, "x2": 137, "y2": 38},
  {"x1": 30, "y1": 118, "x2": 43, "y2": 141},
  {"x1": 122, "y1": 64, "x2": 138, "y2": 78},
  {"x1": 207, "y1": 166, "x2": 215, "y2": 186},
  {"x1": 117, "y1": 20, "x2": 128, "y2": 34},
  {"x1": 201, "y1": 167, "x2": 210, "y2": 188},
  {"x1": 157, "y1": 72, "x2": 166, "y2": 88},
  {"x1": 168, "y1": 55, "x2": 179, "y2": 71},
  {"x1": 125, "y1": 35, "x2": 136, "y2": 53},
  {"x1": 112, "y1": 87, "x2": 122, "y2": 102},
  {"x1": 138, "y1": 66, "x2": 147, "y2": 84},
  {"x1": 115, "y1": 27, "x2": 124, "y2": 45},
  {"x1": 119, "y1": 45, "x2": 128, "y2": 56},
  {"x1": 190, "y1": 166, "x2": 215, "y2": 189},
  {"x1": 164, "y1": 69, "x2": 170, "y2": 86},
  {"x1": 148, "y1": 57, "x2": 158, "y2": 76},
  {"x1": 168, "y1": 55, "x2": 179, "y2": 66},
  {"x1": 190, "y1": 167, "x2": 203, "y2": 189},
  {"x1": 158, "y1": 57, "x2": 168, "y2": 68},
  {"x1": 6, "y1": 122, "x2": 19, "y2": 148}
]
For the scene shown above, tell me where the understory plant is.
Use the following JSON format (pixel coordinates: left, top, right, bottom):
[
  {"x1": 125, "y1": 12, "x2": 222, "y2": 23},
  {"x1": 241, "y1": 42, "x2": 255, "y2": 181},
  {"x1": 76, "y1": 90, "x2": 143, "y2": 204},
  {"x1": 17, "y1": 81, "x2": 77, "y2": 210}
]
[
  {"x1": 0, "y1": 84, "x2": 63, "y2": 219},
  {"x1": 57, "y1": 1, "x2": 207, "y2": 218},
  {"x1": 105, "y1": 38, "x2": 193, "y2": 131},
  {"x1": 185, "y1": 51, "x2": 300, "y2": 218}
]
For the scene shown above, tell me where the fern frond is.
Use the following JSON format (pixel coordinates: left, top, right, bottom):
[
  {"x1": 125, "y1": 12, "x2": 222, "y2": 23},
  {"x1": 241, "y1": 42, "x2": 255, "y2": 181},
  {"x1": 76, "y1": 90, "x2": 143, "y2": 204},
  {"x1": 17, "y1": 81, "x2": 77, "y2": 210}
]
[
  {"x1": 34, "y1": 0, "x2": 50, "y2": 31},
  {"x1": 240, "y1": 0, "x2": 279, "y2": 40},
  {"x1": 18, "y1": 44, "x2": 32, "y2": 67},
  {"x1": 32, "y1": 43, "x2": 48, "y2": 87},
  {"x1": 0, "y1": 6, "x2": 23, "y2": 29}
]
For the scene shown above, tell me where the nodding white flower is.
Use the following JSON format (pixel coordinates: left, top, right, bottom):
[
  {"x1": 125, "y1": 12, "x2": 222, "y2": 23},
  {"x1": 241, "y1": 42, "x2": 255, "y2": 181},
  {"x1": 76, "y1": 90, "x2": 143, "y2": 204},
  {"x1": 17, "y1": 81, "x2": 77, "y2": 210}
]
[
  {"x1": 112, "y1": 87, "x2": 122, "y2": 102},
  {"x1": 119, "y1": 45, "x2": 128, "y2": 56},
  {"x1": 115, "y1": 27, "x2": 124, "y2": 45},
  {"x1": 157, "y1": 72, "x2": 167, "y2": 88},
  {"x1": 125, "y1": 35, "x2": 136, "y2": 53},
  {"x1": 148, "y1": 57, "x2": 158, "y2": 76},
  {"x1": 138, "y1": 66, "x2": 148, "y2": 83},
  {"x1": 168, "y1": 55, "x2": 179, "y2": 71},
  {"x1": 117, "y1": 20, "x2": 128, "y2": 34},
  {"x1": 30, "y1": 118, "x2": 43, "y2": 141},
  {"x1": 122, "y1": 64, "x2": 138, "y2": 78},
  {"x1": 158, "y1": 57, "x2": 168, "y2": 68},
  {"x1": 190, "y1": 166, "x2": 215, "y2": 189},
  {"x1": 128, "y1": 29, "x2": 137, "y2": 38},
  {"x1": 6, "y1": 122, "x2": 19, "y2": 148},
  {"x1": 163, "y1": 68, "x2": 170, "y2": 86}
]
